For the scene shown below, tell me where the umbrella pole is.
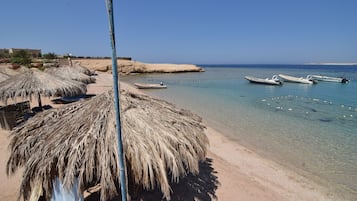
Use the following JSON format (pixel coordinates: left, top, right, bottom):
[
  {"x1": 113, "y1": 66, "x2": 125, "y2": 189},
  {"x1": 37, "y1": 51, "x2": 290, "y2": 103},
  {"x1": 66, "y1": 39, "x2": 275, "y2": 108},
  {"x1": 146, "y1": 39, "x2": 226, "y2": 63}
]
[
  {"x1": 38, "y1": 94, "x2": 42, "y2": 108},
  {"x1": 105, "y1": 1, "x2": 128, "y2": 201}
]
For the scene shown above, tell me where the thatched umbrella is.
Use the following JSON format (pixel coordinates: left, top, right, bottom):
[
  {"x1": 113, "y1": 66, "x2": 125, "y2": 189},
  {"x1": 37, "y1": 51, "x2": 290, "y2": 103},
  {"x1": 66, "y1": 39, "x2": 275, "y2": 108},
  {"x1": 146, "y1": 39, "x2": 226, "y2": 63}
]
[
  {"x1": 77, "y1": 65, "x2": 93, "y2": 76},
  {"x1": 0, "y1": 72, "x2": 10, "y2": 82},
  {"x1": 7, "y1": 90, "x2": 208, "y2": 201},
  {"x1": 71, "y1": 64, "x2": 93, "y2": 76},
  {"x1": 0, "y1": 69, "x2": 87, "y2": 107},
  {"x1": 0, "y1": 65, "x2": 30, "y2": 76},
  {"x1": 45, "y1": 66, "x2": 96, "y2": 84}
]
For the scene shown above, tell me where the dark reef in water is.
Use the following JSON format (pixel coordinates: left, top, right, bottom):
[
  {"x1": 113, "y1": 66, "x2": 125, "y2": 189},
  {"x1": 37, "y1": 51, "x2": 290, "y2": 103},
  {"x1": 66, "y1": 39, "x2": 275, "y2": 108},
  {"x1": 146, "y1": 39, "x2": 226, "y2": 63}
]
[{"x1": 319, "y1": 118, "x2": 333, "y2": 122}]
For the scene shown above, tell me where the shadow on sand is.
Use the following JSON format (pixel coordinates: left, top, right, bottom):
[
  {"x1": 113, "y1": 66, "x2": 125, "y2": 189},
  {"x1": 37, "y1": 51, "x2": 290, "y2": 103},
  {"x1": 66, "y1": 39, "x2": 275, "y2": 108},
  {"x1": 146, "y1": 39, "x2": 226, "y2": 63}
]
[{"x1": 85, "y1": 158, "x2": 219, "y2": 201}]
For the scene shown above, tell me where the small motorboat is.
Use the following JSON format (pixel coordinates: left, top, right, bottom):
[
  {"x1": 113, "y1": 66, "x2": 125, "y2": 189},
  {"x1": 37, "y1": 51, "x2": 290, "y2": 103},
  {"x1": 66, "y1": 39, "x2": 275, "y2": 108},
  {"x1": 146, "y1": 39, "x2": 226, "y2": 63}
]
[
  {"x1": 278, "y1": 74, "x2": 317, "y2": 84},
  {"x1": 134, "y1": 82, "x2": 167, "y2": 89},
  {"x1": 245, "y1": 75, "x2": 282, "y2": 85},
  {"x1": 310, "y1": 75, "x2": 349, "y2": 83}
]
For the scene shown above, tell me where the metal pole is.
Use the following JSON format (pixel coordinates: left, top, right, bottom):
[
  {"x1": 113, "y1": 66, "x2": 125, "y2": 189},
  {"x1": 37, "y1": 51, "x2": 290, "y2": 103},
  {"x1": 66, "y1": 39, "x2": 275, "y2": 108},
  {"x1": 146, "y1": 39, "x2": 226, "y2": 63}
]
[{"x1": 105, "y1": 0, "x2": 127, "y2": 200}]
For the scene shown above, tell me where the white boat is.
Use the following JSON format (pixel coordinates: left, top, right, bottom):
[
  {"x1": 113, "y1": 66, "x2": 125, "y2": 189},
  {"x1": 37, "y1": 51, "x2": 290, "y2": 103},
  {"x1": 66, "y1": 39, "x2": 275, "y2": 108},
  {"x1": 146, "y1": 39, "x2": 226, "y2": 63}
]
[
  {"x1": 278, "y1": 74, "x2": 316, "y2": 84},
  {"x1": 134, "y1": 82, "x2": 167, "y2": 89},
  {"x1": 245, "y1": 75, "x2": 282, "y2": 85},
  {"x1": 310, "y1": 75, "x2": 349, "y2": 83}
]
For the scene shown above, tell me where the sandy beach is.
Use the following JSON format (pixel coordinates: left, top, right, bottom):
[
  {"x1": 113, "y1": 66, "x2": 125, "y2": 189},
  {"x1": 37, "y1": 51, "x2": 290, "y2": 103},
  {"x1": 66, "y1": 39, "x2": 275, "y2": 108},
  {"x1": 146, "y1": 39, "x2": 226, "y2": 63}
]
[{"x1": 0, "y1": 64, "x2": 341, "y2": 200}]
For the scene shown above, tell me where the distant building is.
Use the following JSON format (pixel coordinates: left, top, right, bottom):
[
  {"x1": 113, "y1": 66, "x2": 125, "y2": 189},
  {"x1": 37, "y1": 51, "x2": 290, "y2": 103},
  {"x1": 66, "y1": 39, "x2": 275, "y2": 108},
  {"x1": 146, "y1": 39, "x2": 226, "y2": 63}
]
[
  {"x1": 0, "y1": 48, "x2": 10, "y2": 55},
  {"x1": 0, "y1": 48, "x2": 41, "y2": 57},
  {"x1": 118, "y1": 57, "x2": 132, "y2": 60},
  {"x1": 8, "y1": 48, "x2": 42, "y2": 57}
]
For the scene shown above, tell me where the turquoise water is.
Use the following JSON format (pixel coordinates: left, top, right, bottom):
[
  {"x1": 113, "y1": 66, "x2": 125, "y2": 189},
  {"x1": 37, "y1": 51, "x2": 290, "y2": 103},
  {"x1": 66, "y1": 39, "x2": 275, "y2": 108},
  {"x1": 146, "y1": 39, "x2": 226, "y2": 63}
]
[{"x1": 122, "y1": 65, "x2": 357, "y2": 200}]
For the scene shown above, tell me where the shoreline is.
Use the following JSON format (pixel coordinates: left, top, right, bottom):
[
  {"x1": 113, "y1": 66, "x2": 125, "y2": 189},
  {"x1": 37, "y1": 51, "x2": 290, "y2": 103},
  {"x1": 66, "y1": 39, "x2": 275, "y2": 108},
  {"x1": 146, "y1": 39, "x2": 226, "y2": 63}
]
[
  {"x1": 0, "y1": 70, "x2": 344, "y2": 200},
  {"x1": 204, "y1": 126, "x2": 336, "y2": 200},
  {"x1": 203, "y1": 119, "x2": 345, "y2": 200},
  {"x1": 117, "y1": 73, "x2": 341, "y2": 200},
  {"x1": 305, "y1": 62, "x2": 357, "y2": 66}
]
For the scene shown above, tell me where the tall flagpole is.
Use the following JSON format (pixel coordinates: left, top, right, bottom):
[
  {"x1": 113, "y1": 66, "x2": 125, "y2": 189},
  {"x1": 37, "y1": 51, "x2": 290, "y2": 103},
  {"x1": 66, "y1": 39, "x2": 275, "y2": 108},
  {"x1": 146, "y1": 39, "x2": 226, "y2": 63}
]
[{"x1": 105, "y1": 0, "x2": 127, "y2": 200}]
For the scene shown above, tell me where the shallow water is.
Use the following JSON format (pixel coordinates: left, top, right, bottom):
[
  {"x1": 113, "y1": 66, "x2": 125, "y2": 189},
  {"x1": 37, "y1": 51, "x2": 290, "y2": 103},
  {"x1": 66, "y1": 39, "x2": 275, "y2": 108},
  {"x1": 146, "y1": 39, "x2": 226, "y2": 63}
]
[{"x1": 122, "y1": 65, "x2": 357, "y2": 200}]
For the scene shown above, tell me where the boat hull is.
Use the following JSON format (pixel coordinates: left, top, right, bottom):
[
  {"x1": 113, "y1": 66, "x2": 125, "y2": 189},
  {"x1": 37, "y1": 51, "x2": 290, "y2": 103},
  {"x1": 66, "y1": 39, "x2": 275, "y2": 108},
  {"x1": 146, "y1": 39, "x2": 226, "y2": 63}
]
[
  {"x1": 278, "y1": 74, "x2": 315, "y2": 84},
  {"x1": 134, "y1": 83, "x2": 167, "y2": 89},
  {"x1": 311, "y1": 75, "x2": 349, "y2": 83},
  {"x1": 245, "y1": 76, "x2": 282, "y2": 85}
]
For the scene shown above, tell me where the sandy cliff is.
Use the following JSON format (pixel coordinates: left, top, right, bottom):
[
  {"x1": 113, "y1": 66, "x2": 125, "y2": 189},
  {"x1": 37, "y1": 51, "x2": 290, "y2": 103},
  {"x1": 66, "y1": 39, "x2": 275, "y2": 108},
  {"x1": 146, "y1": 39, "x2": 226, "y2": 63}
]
[{"x1": 74, "y1": 59, "x2": 204, "y2": 74}]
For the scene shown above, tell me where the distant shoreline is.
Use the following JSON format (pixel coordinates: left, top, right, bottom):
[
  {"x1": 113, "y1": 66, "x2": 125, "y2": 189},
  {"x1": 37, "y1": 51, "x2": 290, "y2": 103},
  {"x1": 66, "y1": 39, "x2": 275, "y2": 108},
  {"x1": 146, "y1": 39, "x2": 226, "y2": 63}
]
[
  {"x1": 73, "y1": 59, "x2": 205, "y2": 74},
  {"x1": 305, "y1": 62, "x2": 357, "y2": 66},
  {"x1": 198, "y1": 63, "x2": 357, "y2": 67}
]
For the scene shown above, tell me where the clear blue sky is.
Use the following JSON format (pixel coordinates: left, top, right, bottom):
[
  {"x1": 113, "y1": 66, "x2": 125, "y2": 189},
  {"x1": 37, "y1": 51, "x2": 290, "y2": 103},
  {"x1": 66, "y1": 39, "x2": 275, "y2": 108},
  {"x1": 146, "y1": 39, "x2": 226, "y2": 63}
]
[{"x1": 1, "y1": 0, "x2": 356, "y2": 64}]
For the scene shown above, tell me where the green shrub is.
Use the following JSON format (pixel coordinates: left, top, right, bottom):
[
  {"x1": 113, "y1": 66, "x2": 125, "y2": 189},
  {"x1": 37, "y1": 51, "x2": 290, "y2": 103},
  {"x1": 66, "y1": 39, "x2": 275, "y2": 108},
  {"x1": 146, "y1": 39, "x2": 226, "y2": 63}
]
[
  {"x1": 10, "y1": 50, "x2": 32, "y2": 65},
  {"x1": 42, "y1": 52, "x2": 57, "y2": 59},
  {"x1": 0, "y1": 52, "x2": 10, "y2": 59}
]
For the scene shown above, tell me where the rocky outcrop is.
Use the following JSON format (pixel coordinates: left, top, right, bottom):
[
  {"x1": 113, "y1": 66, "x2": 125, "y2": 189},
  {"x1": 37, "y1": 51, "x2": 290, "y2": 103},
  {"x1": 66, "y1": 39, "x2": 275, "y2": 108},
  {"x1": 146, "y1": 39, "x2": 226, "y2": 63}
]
[{"x1": 74, "y1": 59, "x2": 204, "y2": 75}]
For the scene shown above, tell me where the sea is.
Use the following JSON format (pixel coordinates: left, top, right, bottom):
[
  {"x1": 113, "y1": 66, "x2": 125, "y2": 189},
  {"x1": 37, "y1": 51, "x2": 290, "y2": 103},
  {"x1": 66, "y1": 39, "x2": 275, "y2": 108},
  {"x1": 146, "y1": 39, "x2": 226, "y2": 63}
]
[{"x1": 121, "y1": 64, "x2": 357, "y2": 200}]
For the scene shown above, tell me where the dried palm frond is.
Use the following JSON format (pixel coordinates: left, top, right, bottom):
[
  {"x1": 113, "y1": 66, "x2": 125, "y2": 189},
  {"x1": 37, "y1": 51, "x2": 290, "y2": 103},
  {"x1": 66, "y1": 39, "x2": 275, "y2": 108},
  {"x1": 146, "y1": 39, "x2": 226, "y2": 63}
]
[
  {"x1": 0, "y1": 70, "x2": 87, "y2": 106},
  {"x1": 0, "y1": 72, "x2": 10, "y2": 82},
  {"x1": 0, "y1": 65, "x2": 30, "y2": 76},
  {"x1": 45, "y1": 66, "x2": 96, "y2": 84},
  {"x1": 67, "y1": 64, "x2": 92, "y2": 76},
  {"x1": 7, "y1": 90, "x2": 208, "y2": 201},
  {"x1": 75, "y1": 64, "x2": 92, "y2": 76}
]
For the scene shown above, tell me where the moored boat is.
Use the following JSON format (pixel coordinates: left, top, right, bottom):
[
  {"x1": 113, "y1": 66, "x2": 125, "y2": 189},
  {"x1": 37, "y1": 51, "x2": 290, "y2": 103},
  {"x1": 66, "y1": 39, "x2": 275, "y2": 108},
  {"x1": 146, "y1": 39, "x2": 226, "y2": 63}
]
[
  {"x1": 310, "y1": 75, "x2": 349, "y2": 83},
  {"x1": 245, "y1": 75, "x2": 282, "y2": 85},
  {"x1": 134, "y1": 82, "x2": 167, "y2": 89},
  {"x1": 278, "y1": 74, "x2": 316, "y2": 84}
]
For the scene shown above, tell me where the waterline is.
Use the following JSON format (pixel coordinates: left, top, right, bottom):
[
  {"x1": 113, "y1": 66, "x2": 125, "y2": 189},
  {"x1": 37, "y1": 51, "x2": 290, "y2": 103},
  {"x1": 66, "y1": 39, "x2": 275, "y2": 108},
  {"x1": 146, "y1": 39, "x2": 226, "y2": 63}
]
[{"x1": 122, "y1": 65, "x2": 357, "y2": 200}]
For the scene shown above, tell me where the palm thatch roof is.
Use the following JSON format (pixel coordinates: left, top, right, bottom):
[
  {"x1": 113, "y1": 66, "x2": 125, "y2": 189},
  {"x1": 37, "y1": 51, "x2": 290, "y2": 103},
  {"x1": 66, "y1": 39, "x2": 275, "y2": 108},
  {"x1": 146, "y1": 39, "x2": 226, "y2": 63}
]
[
  {"x1": 0, "y1": 69, "x2": 87, "y2": 106},
  {"x1": 71, "y1": 64, "x2": 93, "y2": 76},
  {"x1": 45, "y1": 66, "x2": 96, "y2": 84},
  {"x1": 7, "y1": 90, "x2": 208, "y2": 201},
  {"x1": 0, "y1": 65, "x2": 30, "y2": 76},
  {"x1": 0, "y1": 72, "x2": 10, "y2": 82}
]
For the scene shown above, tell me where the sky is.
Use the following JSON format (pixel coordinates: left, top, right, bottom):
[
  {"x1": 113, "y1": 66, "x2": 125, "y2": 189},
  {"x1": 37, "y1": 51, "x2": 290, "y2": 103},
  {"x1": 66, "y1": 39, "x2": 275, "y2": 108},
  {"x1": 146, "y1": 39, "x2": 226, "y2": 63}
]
[{"x1": 1, "y1": 0, "x2": 356, "y2": 64}]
